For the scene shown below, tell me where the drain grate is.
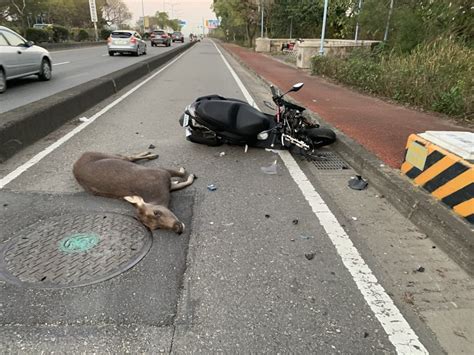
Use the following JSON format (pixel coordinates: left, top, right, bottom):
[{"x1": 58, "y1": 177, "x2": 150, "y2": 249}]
[
  {"x1": 311, "y1": 151, "x2": 350, "y2": 170},
  {"x1": 0, "y1": 213, "x2": 152, "y2": 289}
]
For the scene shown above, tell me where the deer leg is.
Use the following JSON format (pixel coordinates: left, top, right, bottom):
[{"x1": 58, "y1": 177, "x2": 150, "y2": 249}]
[
  {"x1": 119, "y1": 151, "x2": 158, "y2": 162},
  {"x1": 170, "y1": 174, "x2": 195, "y2": 191},
  {"x1": 166, "y1": 167, "x2": 186, "y2": 178}
]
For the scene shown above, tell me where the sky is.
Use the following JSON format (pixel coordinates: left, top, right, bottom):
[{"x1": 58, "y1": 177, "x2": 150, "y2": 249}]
[{"x1": 124, "y1": 0, "x2": 216, "y2": 35}]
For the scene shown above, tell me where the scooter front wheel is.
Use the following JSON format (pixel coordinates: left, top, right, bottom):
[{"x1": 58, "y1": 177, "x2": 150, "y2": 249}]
[{"x1": 305, "y1": 127, "x2": 336, "y2": 148}]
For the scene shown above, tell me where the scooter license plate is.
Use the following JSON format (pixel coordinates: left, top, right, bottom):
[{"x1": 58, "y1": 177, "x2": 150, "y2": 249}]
[
  {"x1": 182, "y1": 114, "x2": 190, "y2": 127},
  {"x1": 185, "y1": 127, "x2": 192, "y2": 137}
]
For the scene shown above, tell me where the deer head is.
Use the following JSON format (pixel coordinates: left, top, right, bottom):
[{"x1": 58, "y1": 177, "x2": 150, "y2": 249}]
[{"x1": 124, "y1": 196, "x2": 185, "y2": 234}]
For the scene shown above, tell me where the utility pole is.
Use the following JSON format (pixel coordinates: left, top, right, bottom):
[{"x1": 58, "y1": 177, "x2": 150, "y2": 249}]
[
  {"x1": 260, "y1": 0, "x2": 264, "y2": 38},
  {"x1": 354, "y1": 0, "x2": 363, "y2": 43},
  {"x1": 384, "y1": 0, "x2": 394, "y2": 42},
  {"x1": 319, "y1": 0, "x2": 329, "y2": 55},
  {"x1": 141, "y1": 0, "x2": 145, "y2": 33},
  {"x1": 289, "y1": 17, "x2": 293, "y2": 39}
]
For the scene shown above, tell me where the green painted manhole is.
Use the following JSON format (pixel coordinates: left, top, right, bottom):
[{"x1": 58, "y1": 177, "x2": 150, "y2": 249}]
[
  {"x1": 59, "y1": 233, "x2": 100, "y2": 253},
  {"x1": 0, "y1": 213, "x2": 152, "y2": 289}
]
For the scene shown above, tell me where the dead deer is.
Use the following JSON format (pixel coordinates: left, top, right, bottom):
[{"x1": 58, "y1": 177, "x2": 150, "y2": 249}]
[{"x1": 73, "y1": 151, "x2": 195, "y2": 234}]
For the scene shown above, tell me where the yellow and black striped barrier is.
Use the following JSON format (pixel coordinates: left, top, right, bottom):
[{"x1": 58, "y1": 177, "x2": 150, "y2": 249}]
[{"x1": 401, "y1": 134, "x2": 473, "y2": 224}]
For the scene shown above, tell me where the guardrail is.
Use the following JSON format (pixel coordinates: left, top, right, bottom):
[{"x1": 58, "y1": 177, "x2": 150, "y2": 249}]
[{"x1": 0, "y1": 42, "x2": 195, "y2": 162}]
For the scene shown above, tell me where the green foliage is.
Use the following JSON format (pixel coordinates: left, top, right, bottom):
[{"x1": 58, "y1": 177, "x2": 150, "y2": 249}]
[
  {"x1": 213, "y1": 0, "x2": 259, "y2": 46},
  {"x1": 311, "y1": 38, "x2": 474, "y2": 118},
  {"x1": 50, "y1": 25, "x2": 69, "y2": 42},
  {"x1": 100, "y1": 29, "x2": 111, "y2": 40},
  {"x1": 76, "y1": 29, "x2": 89, "y2": 42},
  {"x1": 25, "y1": 28, "x2": 50, "y2": 43}
]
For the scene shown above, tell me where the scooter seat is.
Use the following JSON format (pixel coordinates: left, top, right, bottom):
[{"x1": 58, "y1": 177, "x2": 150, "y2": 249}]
[{"x1": 196, "y1": 100, "x2": 271, "y2": 136}]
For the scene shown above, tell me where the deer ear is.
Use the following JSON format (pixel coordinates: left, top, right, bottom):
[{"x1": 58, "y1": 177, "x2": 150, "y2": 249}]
[{"x1": 124, "y1": 195, "x2": 145, "y2": 206}]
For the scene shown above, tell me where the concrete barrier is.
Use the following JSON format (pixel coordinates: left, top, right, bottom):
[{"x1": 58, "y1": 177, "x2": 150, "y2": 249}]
[{"x1": 0, "y1": 42, "x2": 195, "y2": 162}]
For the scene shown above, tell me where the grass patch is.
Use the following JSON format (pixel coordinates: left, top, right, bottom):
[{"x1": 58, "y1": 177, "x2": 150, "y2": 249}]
[{"x1": 311, "y1": 38, "x2": 473, "y2": 120}]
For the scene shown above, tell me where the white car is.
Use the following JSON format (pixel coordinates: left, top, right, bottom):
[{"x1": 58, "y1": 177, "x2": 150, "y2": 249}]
[
  {"x1": 107, "y1": 30, "x2": 147, "y2": 56},
  {"x1": 0, "y1": 25, "x2": 52, "y2": 93}
]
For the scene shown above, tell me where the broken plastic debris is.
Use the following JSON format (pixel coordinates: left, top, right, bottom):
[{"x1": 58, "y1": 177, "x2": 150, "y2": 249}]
[
  {"x1": 261, "y1": 160, "x2": 278, "y2": 175},
  {"x1": 414, "y1": 266, "x2": 425, "y2": 273},
  {"x1": 348, "y1": 175, "x2": 368, "y2": 190},
  {"x1": 299, "y1": 235, "x2": 313, "y2": 240},
  {"x1": 265, "y1": 148, "x2": 279, "y2": 154},
  {"x1": 292, "y1": 219, "x2": 299, "y2": 225},
  {"x1": 219, "y1": 152, "x2": 226, "y2": 157},
  {"x1": 207, "y1": 184, "x2": 217, "y2": 191},
  {"x1": 305, "y1": 253, "x2": 315, "y2": 260},
  {"x1": 148, "y1": 144, "x2": 156, "y2": 149},
  {"x1": 244, "y1": 144, "x2": 248, "y2": 153},
  {"x1": 79, "y1": 117, "x2": 89, "y2": 122},
  {"x1": 265, "y1": 214, "x2": 270, "y2": 218},
  {"x1": 351, "y1": 217, "x2": 358, "y2": 221}
]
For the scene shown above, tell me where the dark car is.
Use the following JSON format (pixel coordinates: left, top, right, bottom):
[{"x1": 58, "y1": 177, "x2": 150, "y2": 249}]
[
  {"x1": 150, "y1": 30, "x2": 171, "y2": 47},
  {"x1": 172, "y1": 31, "x2": 184, "y2": 43}
]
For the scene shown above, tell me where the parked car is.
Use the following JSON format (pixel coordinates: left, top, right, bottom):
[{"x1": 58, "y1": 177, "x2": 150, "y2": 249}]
[
  {"x1": 172, "y1": 31, "x2": 184, "y2": 43},
  {"x1": 0, "y1": 25, "x2": 52, "y2": 94},
  {"x1": 107, "y1": 30, "x2": 147, "y2": 56},
  {"x1": 150, "y1": 30, "x2": 171, "y2": 47}
]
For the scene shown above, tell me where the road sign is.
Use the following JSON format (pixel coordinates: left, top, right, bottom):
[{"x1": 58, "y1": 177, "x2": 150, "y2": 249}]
[
  {"x1": 179, "y1": 20, "x2": 187, "y2": 26},
  {"x1": 206, "y1": 19, "x2": 220, "y2": 29},
  {"x1": 89, "y1": 0, "x2": 98, "y2": 23}
]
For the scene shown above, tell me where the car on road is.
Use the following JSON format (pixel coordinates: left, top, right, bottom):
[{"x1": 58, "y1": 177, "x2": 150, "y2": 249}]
[
  {"x1": 150, "y1": 30, "x2": 171, "y2": 47},
  {"x1": 0, "y1": 25, "x2": 52, "y2": 93},
  {"x1": 172, "y1": 31, "x2": 184, "y2": 43},
  {"x1": 107, "y1": 30, "x2": 147, "y2": 56}
]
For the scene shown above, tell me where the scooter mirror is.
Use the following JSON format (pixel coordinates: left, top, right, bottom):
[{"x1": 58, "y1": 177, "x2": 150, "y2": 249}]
[{"x1": 291, "y1": 83, "x2": 304, "y2": 92}]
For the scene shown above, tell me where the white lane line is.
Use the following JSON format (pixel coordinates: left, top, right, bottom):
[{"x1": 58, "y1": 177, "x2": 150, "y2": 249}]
[
  {"x1": 0, "y1": 48, "x2": 192, "y2": 189},
  {"x1": 52, "y1": 61, "x2": 70, "y2": 66},
  {"x1": 212, "y1": 39, "x2": 428, "y2": 355}
]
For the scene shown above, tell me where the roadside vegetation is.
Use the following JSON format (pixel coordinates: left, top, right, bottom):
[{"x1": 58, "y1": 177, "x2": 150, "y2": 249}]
[{"x1": 211, "y1": 0, "x2": 473, "y2": 120}]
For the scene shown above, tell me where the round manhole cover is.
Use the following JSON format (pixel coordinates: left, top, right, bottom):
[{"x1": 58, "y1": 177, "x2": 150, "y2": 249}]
[{"x1": 0, "y1": 213, "x2": 152, "y2": 289}]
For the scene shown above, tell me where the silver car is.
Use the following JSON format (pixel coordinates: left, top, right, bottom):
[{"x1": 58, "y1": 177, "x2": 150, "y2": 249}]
[
  {"x1": 0, "y1": 26, "x2": 52, "y2": 93},
  {"x1": 107, "y1": 30, "x2": 147, "y2": 56}
]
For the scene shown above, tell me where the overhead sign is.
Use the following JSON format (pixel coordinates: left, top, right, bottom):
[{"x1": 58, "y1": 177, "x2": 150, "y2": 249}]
[
  {"x1": 179, "y1": 20, "x2": 187, "y2": 26},
  {"x1": 206, "y1": 19, "x2": 220, "y2": 29},
  {"x1": 89, "y1": 0, "x2": 98, "y2": 23}
]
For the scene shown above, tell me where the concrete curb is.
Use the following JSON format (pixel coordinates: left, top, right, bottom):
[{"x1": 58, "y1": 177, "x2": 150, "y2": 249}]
[
  {"x1": 219, "y1": 42, "x2": 474, "y2": 275},
  {"x1": 0, "y1": 42, "x2": 195, "y2": 162}
]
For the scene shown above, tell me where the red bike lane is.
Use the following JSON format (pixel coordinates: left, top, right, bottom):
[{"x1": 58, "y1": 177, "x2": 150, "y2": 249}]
[{"x1": 221, "y1": 43, "x2": 470, "y2": 168}]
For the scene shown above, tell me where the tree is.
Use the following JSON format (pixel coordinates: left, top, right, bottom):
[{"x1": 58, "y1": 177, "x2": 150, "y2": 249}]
[
  {"x1": 102, "y1": 0, "x2": 131, "y2": 28},
  {"x1": 213, "y1": 0, "x2": 259, "y2": 47}
]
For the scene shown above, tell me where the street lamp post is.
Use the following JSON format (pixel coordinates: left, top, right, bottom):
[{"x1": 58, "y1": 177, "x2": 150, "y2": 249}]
[
  {"x1": 384, "y1": 0, "x2": 394, "y2": 41},
  {"x1": 319, "y1": 0, "x2": 329, "y2": 55},
  {"x1": 141, "y1": 0, "x2": 145, "y2": 33},
  {"x1": 354, "y1": 0, "x2": 363, "y2": 42},
  {"x1": 260, "y1": 0, "x2": 264, "y2": 38}
]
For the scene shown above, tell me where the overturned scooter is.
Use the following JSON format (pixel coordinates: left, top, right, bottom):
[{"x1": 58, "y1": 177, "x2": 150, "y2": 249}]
[{"x1": 179, "y1": 83, "x2": 336, "y2": 155}]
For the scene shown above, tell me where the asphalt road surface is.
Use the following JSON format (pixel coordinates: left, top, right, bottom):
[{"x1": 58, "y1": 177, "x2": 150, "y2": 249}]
[
  {"x1": 0, "y1": 41, "x2": 185, "y2": 113},
  {"x1": 0, "y1": 40, "x2": 472, "y2": 354}
]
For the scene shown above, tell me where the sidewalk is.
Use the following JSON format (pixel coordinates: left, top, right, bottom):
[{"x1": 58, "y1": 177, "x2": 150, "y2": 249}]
[{"x1": 221, "y1": 43, "x2": 471, "y2": 169}]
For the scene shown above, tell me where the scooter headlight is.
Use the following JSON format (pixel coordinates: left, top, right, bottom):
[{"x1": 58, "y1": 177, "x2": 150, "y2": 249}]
[
  {"x1": 257, "y1": 131, "x2": 269, "y2": 140},
  {"x1": 185, "y1": 102, "x2": 197, "y2": 117}
]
